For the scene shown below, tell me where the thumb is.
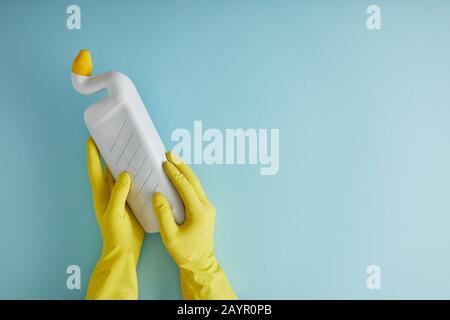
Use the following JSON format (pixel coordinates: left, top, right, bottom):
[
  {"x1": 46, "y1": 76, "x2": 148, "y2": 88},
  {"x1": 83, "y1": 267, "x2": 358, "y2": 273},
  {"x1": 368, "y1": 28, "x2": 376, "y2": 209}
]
[
  {"x1": 152, "y1": 192, "x2": 177, "y2": 237},
  {"x1": 106, "y1": 172, "x2": 131, "y2": 217}
]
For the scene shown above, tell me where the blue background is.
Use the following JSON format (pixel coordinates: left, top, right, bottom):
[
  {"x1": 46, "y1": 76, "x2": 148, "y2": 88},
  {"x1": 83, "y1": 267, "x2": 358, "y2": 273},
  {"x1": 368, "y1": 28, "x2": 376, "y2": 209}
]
[{"x1": 1, "y1": 0, "x2": 450, "y2": 299}]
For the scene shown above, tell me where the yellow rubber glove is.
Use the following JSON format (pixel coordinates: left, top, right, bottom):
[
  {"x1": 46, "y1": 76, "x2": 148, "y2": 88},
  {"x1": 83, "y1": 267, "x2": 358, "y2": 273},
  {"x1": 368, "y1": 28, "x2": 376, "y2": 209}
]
[
  {"x1": 85, "y1": 138, "x2": 144, "y2": 300},
  {"x1": 152, "y1": 152, "x2": 237, "y2": 300}
]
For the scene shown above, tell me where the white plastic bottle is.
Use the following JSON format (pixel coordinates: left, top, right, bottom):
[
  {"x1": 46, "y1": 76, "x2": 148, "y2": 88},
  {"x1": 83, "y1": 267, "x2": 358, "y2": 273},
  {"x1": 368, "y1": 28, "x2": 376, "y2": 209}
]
[{"x1": 71, "y1": 49, "x2": 184, "y2": 233}]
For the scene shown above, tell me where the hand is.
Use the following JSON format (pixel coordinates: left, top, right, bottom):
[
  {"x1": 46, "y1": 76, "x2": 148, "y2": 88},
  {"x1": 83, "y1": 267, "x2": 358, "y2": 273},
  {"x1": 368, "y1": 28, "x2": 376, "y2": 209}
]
[
  {"x1": 152, "y1": 151, "x2": 215, "y2": 269},
  {"x1": 87, "y1": 137, "x2": 144, "y2": 263},
  {"x1": 152, "y1": 152, "x2": 236, "y2": 299}
]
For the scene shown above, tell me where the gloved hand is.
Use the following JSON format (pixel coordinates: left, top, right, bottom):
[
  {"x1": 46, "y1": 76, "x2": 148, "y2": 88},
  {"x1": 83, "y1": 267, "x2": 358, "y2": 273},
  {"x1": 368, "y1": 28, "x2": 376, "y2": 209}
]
[
  {"x1": 152, "y1": 152, "x2": 237, "y2": 300},
  {"x1": 86, "y1": 138, "x2": 144, "y2": 300}
]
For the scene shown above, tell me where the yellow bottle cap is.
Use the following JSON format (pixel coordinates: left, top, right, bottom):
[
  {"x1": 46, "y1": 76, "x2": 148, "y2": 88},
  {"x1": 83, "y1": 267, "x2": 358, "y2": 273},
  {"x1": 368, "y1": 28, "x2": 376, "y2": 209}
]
[{"x1": 72, "y1": 49, "x2": 93, "y2": 76}]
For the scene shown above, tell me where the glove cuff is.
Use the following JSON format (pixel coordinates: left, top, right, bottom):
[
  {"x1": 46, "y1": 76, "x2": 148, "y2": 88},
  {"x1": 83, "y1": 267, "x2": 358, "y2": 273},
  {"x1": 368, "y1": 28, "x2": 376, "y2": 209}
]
[
  {"x1": 178, "y1": 254, "x2": 237, "y2": 300},
  {"x1": 177, "y1": 252, "x2": 217, "y2": 272}
]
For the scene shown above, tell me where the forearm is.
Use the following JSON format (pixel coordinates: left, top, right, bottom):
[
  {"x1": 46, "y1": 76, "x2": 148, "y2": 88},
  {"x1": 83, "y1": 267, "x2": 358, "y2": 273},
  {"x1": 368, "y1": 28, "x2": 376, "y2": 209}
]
[
  {"x1": 86, "y1": 246, "x2": 139, "y2": 300},
  {"x1": 179, "y1": 256, "x2": 237, "y2": 300}
]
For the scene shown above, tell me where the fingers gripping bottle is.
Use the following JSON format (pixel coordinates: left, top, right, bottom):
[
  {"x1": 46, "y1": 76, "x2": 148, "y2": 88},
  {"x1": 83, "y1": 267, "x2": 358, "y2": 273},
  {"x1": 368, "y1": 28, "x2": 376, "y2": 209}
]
[{"x1": 72, "y1": 49, "x2": 184, "y2": 233}]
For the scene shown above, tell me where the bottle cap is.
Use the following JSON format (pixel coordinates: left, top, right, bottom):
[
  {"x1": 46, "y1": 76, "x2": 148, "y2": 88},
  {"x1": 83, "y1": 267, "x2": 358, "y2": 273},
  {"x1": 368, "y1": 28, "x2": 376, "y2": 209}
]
[{"x1": 72, "y1": 49, "x2": 93, "y2": 76}]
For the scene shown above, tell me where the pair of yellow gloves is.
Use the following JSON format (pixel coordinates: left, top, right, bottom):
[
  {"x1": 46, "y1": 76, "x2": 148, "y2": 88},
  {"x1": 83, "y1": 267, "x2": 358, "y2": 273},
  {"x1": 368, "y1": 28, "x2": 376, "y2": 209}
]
[{"x1": 85, "y1": 138, "x2": 236, "y2": 300}]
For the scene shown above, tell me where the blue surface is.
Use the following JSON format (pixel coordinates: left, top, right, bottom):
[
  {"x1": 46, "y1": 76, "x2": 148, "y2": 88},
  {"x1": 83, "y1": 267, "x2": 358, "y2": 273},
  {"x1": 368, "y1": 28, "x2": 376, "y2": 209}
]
[{"x1": 1, "y1": 0, "x2": 450, "y2": 299}]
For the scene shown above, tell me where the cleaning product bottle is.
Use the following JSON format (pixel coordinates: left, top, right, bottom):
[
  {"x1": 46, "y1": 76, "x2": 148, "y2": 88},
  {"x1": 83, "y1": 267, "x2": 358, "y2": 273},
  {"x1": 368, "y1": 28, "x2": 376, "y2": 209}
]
[{"x1": 71, "y1": 49, "x2": 184, "y2": 233}]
